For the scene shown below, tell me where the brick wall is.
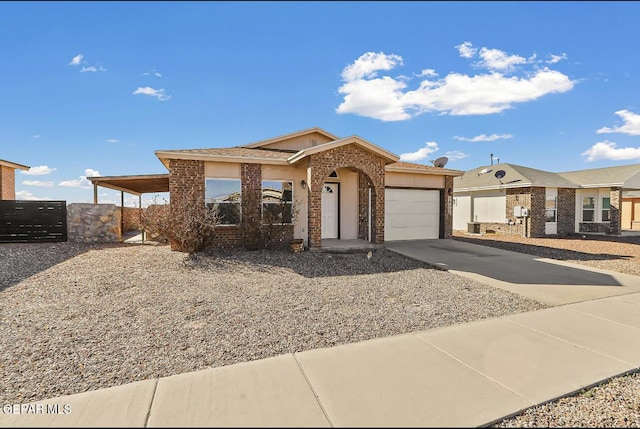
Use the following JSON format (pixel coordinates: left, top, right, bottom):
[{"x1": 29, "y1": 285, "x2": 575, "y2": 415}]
[
  {"x1": 610, "y1": 187, "x2": 622, "y2": 235},
  {"x1": 442, "y1": 176, "x2": 454, "y2": 238},
  {"x1": 168, "y1": 159, "x2": 205, "y2": 250},
  {"x1": 357, "y1": 171, "x2": 371, "y2": 240},
  {"x1": 557, "y1": 188, "x2": 576, "y2": 235},
  {"x1": 122, "y1": 207, "x2": 142, "y2": 232},
  {"x1": 529, "y1": 187, "x2": 546, "y2": 237},
  {"x1": 0, "y1": 166, "x2": 16, "y2": 200},
  {"x1": 505, "y1": 188, "x2": 530, "y2": 236},
  {"x1": 307, "y1": 143, "x2": 386, "y2": 247}
]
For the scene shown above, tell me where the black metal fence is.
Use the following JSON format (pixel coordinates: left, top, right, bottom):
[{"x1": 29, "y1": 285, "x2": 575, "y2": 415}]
[{"x1": 0, "y1": 200, "x2": 67, "y2": 243}]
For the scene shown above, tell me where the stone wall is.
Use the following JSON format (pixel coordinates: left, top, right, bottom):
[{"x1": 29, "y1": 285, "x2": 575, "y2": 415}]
[{"x1": 67, "y1": 203, "x2": 121, "y2": 243}]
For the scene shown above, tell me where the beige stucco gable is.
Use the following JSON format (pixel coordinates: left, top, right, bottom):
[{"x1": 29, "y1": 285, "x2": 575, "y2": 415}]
[{"x1": 242, "y1": 127, "x2": 339, "y2": 151}]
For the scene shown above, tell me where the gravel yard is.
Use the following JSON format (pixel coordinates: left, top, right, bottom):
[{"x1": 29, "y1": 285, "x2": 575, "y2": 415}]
[
  {"x1": 1, "y1": 236, "x2": 639, "y2": 427},
  {"x1": 0, "y1": 242, "x2": 545, "y2": 406}
]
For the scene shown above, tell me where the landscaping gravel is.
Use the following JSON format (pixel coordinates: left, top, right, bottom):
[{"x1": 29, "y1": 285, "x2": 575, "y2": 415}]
[
  {"x1": 1, "y1": 237, "x2": 639, "y2": 427},
  {"x1": 1, "y1": 242, "x2": 546, "y2": 406}
]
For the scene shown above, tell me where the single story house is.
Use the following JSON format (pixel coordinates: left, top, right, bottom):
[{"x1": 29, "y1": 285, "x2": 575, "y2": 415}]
[
  {"x1": 453, "y1": 162, "x2": 640, "y2": 237},
  {"x1": 154, "y1": 127, "x2": 464, "y2": 249},
  {"x1": 0, "y1": 158, "x2": 30, "y2": 200}
]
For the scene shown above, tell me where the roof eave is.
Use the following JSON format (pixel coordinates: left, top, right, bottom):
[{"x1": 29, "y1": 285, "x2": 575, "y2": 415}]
[
  {"x1": 155, "y1": 151, "x2": 289, "y2": 165},
  {"x1": 386, "y1": 166, "x2": 464, "y2": 176}
]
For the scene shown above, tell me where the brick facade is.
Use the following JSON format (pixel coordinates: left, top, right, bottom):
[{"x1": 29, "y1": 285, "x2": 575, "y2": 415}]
[
  {"x1": 168, "y1": 159, "x2": 293, "y2": 250},
  {"x1": 0, "y1": 165, "x2": 16, "y2": 200},
  {"x1": 168, "y1": 158, "x2": 206, "y2": 250},
  {"x1": 442, "y1": 176, "x2": 454, "y2": 239},
  {"x1": 557, "y1": 188, "x2": 576, "y2": 235},
  {"x1": 357, "y1": 171, "x2": 372, "y2": 240},
  {"x1": 529, "y1": 187, "x2": 546, "y2": 237},
  {"x1": 307, "y1": 143, "x2": 386, "y2": 248},
  {"x1": 610, "y1": 187, "x2": 622, "y2": 235},
  {"x1": 474, "y1": 187, "x2": 576, "y2": 238}
]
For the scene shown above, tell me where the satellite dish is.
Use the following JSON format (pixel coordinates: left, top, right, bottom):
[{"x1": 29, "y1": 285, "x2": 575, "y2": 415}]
[
  {"x1": 495, "y1": 170, "x2": 506, "y2": 183},
  {"x1": 478, "y1": 168, "x2": 492, "y2": 176},
  {"x1": 433, "y1": 156, "x2": 448, "y2": 168}
]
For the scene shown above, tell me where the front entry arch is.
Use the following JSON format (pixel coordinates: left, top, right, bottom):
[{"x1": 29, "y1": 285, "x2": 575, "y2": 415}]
[{"x1": 306, "y1": 143, "x2": 387, "y2": 248}]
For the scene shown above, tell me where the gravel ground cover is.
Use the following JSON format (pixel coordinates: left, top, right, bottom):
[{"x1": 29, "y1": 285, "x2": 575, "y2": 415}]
[
  {"x1": 2, "y1": 237, "x2": 639, "y2": 427},
  {"x1": 0, "y1": 242, "x2": 546, "y2": 405},
  {"x1": 452, "y1": 232, "x2": 640, "y2": 428}
]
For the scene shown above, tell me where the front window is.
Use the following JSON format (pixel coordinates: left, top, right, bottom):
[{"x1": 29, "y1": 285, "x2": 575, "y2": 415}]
[
  {"x1": 205, "y1": 179, "x2": 241, "y2": 224},
  {"x1": 545, "y1": 196, "x2": 557, "y2": 223},
  {"x1": 602, "y1": 197, "x2": 611, "y2": 222},
  {"x1": 262, "y1": 180, "x2": 293, "y2": 224},
  {"x1": 582, "y1": 196, "x2": 595, "y2": 222}
]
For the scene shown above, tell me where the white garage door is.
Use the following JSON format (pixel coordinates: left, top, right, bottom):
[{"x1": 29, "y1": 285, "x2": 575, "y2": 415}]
[{"x1": 385, "y1": 189, "x2": 440, "y2": 240}]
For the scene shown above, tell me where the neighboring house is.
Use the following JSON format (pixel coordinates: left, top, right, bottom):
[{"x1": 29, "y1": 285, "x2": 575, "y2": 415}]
[
  {"x1": 154, "y1": 127, "x2": 463, "y2": 249},
  {"x1": 0, "y1": 159, "x2": 30, "y2": 200},
  {"x1": 453, "y1": 163, "x2": 640, "y2": 237}
]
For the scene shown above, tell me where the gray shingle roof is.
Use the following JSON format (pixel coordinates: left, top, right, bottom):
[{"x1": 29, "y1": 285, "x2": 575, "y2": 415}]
[{"x1": 558, "y1": 163, "x2": 640, "y2": 186}]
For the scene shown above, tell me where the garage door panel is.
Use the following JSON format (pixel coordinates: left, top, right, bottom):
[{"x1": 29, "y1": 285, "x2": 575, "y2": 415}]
[{"x1": 385, "y1": 189, "x2": 440, "y2": 240}]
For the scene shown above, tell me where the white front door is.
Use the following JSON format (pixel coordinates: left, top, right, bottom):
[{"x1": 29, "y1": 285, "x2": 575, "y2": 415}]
[{"x1": 321, "y1": 183, "x2": 338, "y2": 239}]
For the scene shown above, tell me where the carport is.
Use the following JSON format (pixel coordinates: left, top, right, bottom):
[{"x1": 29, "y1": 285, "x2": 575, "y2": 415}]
[{"x1": 87, "y1": 174, "x2": 169, "y2": 235}]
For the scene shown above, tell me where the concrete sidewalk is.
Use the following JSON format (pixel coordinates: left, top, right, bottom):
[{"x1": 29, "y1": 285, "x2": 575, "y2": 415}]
[{"x1": 2, "y1": 292, "x2": 639, "y2": 427}]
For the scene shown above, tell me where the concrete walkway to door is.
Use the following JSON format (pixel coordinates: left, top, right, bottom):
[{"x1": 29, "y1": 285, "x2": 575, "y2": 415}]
[{"x1": 385, "y1": 239, "x2": 640, "y2": 305}]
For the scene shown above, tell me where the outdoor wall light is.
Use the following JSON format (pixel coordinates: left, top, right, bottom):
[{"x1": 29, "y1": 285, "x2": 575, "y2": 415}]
[{"x1": 301, "y1": 180, "x2": 307, "y2": 189}]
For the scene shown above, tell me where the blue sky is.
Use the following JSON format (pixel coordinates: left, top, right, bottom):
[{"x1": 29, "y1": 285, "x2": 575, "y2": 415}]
[{"x1": 2, "y1": 1, "x2": 640, "y2": 206}]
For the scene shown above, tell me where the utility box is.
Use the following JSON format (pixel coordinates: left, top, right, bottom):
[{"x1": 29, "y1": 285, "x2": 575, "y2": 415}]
[
  {"x1": 513, "y1": 206, "x2": 530, "y2": 217},
  {"x1": 467, "y1": 222, "x2": 481, "y2": 234}
]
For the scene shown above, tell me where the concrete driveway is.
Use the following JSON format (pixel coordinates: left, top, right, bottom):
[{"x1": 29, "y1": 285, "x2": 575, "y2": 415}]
[{"x1": 386, "y1": 239, "x2": 640, "y2": 305}]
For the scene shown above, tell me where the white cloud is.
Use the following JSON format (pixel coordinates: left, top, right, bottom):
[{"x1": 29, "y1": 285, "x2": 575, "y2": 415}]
[
  {"x1": 59, "y1": 168, "x2": 101, "y2": 189},
  {"x1": 21, "y1": 165, "x2": 56, "y2": 175},
  {"x1": 16, "y1": 190, "x2": 50, "y2": 200},
  {"x1": 336, "y1": 47, "x2": 575, "y2": 121},
  {"x1": 105, "y1": 138, "x2": 119, "y2": 143},
  {"x1": 547, "y1": 53, "x2": 568, "y2": 64},
  {"x1": 417, "y1": 69, "x2": 438, "y2": 78},
  {"x1": 477, "y1": 47, "x2": 528, "y2": 72},
  {"x1": 68, "y1": 54, "x2": 83, "y2": 66},
  {"x1": 32, "y1": 134, "x2": 40, "y2": 139},
  {"x1": 133, "y1": 86, "x2": 172, "y2": 101},
  {"x1": 340, "y1": 52, "x2": 403, "y2": 82},
  {"x1": 22, "y1": 180, "x2": 54, "y2": 187},
  {"x1": 80, "y1": 66, "x2": 97, "y2": 72},
  {"x1": 399, "y1": 142, "x2": 439, "y2": 162},
  {"x1": 596, "y1": 110, "x2": 640, "y2": 135},
  {"x1": 454, "y1": 133, "x2": 514, "y2": 142},
  {"x1": 581, "y1": 140, "x2": 640, "y2": 161},
  {"x1": 444, "y1": 150, "x2": 469, "y2": 160},
  {"x1": 143, "y1": 67, "x2": 162, "y2": 77},
  {"x1": 456, "y1": 41, "x2": 476, "y2": 59}
]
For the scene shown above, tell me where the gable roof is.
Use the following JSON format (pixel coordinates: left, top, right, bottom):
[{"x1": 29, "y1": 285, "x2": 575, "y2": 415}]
[
  {"x1": 454, "y1": 163, "x2": 579, "y2": 192},
  {"x1": 455, "y1": 162, "x2": 640, "y2": 192},
  {"x1": 156, "y1": 134, "x2": 401, "y2": 168},
  {"x1": 241, "y1": 127, "x2": 340, "y2": 149},
  {"x1": 558, "y1": 163, "x2": 640, "y2": 188},
  {"x1": 0, "y1": 158, "x2": 30, "y2": 171},
  {"x1": 287, "y1": 135, "x2": 399, "y2": 165}
]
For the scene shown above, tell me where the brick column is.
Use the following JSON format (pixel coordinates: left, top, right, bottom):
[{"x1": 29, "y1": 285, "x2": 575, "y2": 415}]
[
  {"x1": 442, "y1": 176, "x2": 454, "y2": 238},
  {"x1": 557, "y1": 188, "x2": 576, "y2": 235},
  {"x1": 610, "y1": 187, "x2": 622, "y2": 235},
  {"x1": 0, "y1": 166, "x2": 16, "y2": 200},
  {"x1": 530, "y1": 187, "x2": 546, "y2": 237},
  {"x1": 168, "y1": 159, "x2": 205, "y2": 250}
]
